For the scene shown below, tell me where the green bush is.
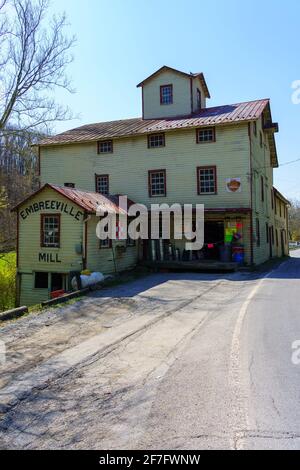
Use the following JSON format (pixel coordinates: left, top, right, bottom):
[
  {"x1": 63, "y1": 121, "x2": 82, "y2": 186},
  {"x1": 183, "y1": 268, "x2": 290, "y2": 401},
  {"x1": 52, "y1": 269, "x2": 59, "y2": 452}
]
[{"x1": 0, "y1": 252, "x2": 16, "y2": 312}]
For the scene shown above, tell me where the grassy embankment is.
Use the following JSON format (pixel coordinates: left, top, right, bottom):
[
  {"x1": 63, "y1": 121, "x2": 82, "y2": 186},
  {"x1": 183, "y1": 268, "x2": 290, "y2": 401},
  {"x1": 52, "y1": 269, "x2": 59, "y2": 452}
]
[{"x1": 0, "y1": 252, "x2": 16, "y2": 312}]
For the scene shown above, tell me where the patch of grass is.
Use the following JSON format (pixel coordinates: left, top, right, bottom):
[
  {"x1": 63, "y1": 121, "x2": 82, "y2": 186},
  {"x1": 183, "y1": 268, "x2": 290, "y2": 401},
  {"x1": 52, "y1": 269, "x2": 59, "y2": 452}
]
[{"x1": 0, "y1": 251, "x2": 16, "y2": 312}]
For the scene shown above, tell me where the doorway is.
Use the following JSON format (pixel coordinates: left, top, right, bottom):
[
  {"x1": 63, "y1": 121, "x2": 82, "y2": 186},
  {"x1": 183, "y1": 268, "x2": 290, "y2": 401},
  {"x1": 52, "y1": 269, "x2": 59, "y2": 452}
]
[
  {"x1": 51, "y1": 273, "x2": 64, "y2": 292},
  {"x1": 204, "y1": 221, "x2": 224, "y2": 259}
]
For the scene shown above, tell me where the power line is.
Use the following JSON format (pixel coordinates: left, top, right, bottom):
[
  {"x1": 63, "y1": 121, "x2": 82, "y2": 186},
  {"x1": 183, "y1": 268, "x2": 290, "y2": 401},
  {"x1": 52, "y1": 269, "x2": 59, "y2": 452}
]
[
  {"x1": 278, "y1": 158, "x2": 300, "y2": 167},
  {"x1": 255, "y1": 157, "x2": 300, "y2": 171}
]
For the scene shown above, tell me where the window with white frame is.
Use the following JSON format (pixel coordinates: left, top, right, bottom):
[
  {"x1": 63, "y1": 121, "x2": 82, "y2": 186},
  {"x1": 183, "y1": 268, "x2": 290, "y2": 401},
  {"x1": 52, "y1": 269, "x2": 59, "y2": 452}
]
[
  {"x1": 95, "y1": 174, "x2": 109, "y2": 195},
  {"x1": 160, "y1": 85, "x2": 173, "y2": 105},
  {"x1": 97, "y1": 140, "x2": 113, "y2": 154},
  {"x1": 148, "y1": 133, "x2": 165, "y2": 148},
  {"x1": 197, "y1": 167, "x2": 217, "y2": 194},
  {"x1": 41, "y1": 214, "x2": 60, "y2": 247},
  {"x1": 149, "y1": 170, "x2": 166, "y2": 197}
]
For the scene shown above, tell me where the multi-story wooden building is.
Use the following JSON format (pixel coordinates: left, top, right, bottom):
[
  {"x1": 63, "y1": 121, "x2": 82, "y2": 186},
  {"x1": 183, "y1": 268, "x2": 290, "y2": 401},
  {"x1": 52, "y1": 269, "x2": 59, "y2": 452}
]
[{"x1": 14, "y1": 66, "x2": 289, "y2": 306}]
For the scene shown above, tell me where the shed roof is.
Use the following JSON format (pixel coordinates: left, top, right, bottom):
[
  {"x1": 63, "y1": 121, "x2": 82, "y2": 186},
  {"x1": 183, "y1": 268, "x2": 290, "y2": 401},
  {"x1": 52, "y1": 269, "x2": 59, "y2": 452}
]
[
  {"x1": 38, "y1": 99, "x2": 270, "y2": 147},
  {"x1": 13, "y1": 184, "x2": 135, "y2": 214}
]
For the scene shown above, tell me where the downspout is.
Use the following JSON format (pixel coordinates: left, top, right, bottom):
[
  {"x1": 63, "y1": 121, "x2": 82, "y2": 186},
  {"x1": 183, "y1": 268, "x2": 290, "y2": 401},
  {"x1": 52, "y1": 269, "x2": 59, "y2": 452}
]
[{"x1": 248, "y1": 123, "x2": 254, "y2": 265}]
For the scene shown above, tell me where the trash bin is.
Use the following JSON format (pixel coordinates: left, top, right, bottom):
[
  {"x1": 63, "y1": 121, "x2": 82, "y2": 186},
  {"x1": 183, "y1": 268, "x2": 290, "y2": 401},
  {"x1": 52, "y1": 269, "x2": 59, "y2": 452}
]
[{"x1": 232, "y1": 245, "x2": 245, "y2": 264}]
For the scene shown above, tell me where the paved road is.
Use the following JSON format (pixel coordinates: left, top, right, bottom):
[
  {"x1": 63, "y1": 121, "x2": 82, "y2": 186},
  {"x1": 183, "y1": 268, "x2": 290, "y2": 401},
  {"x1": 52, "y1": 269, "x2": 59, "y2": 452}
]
[{"x1": 0, "y1": 252, "x2": 300, "y2": 449}]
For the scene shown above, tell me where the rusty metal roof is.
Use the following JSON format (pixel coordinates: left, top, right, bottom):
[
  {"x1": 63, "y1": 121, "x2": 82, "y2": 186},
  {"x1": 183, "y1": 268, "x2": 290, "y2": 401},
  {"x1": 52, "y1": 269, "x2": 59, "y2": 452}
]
[
  {"x1": 38, "y1": 99, "x2": 270, "y2": 147},
  {"x1": 136, "y1": 65, "x2": 211, "y2": 98},
  {"x1": 13, "y1": 183, "x2": 135, "y2": 214}
]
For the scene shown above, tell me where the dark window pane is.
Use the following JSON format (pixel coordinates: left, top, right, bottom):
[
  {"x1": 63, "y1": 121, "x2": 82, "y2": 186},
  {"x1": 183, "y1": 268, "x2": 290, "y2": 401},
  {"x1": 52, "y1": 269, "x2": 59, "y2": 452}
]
[{"x1": 35, "y1": 272, "x2": 48, "y2": 289}]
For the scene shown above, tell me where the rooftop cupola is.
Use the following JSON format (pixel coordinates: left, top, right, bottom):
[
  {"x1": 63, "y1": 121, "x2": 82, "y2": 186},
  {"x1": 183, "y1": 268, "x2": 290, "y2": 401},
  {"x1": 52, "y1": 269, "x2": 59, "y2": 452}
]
[{"x1": 137, "y1": 66, "x2": 210, "y2": 120}]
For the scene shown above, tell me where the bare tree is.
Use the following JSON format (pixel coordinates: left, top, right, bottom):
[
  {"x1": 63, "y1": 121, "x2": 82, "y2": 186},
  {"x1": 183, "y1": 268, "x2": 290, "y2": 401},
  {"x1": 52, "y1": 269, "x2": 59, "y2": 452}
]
[{"x1": 0, "y1": 0, "x2": 75, "y2": 134}]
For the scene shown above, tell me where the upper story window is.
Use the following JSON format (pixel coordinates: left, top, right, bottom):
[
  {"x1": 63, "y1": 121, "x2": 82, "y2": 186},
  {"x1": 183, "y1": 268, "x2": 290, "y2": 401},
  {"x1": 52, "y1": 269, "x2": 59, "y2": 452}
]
[
  {"x1": 261, "y1": 176, "x2": 264, "y2": 202},
  {"x1": 97, "y1": 140, "x2": 113, "y2": 154},
  {"x1": 196, "y1": 127, "x2": 216, "y2": 144},
  {"x1": 160, "y1": 84, "x2": 173, "y2": 105},
  {"x1": 197, "y1": 166, "x2": 217, "y2": 195},
  {"x1": 197, "y1": 88, "x2": 202, "y2": 111},
  {"x1": 95, "y1": 174, "x2": 109, "y2": 195},
  {"x1": 253, "y1": 121, "x2": 257, "y2": 136},
  {"x1": 148, "y1": 169, "x2": 166, "y2": 197},
  {"x1": 271, "y1": 189, "x2": 274, "y2": 210},
  {"x1": 259, "y1": 131, "x2": 263, "y2": 148},
  {"x1": 41, "y1": 214, "x2": 60, "y2": 248},
  {"x1": 256, "y1": 218, "x2": 260, "y2": 247},
  {"x1": 148, "y1": 133, "x2": 165, "y2": 148},
  {"x1": 99, "y1": 238, "x2": 112, "y2": 249}
]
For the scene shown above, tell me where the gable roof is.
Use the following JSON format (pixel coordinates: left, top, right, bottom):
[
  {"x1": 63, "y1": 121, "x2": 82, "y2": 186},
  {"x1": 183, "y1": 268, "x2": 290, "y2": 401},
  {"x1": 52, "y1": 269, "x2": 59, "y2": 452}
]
[
  {"x1": 136, "y1": 65, "x2": 211, "y2": 98},
  {"x1": 38, "y1": 99, "x2": 270, "y2": 147},
  {"x1": 12, "y1": 183, "x2": 135, "y2": 214}
]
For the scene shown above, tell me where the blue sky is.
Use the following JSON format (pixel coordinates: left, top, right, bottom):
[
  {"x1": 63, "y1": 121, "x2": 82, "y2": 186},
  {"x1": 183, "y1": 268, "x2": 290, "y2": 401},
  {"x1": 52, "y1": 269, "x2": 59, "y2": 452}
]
[{"x1": 50, "y1": 0, "x2": 300, "y2": 199}]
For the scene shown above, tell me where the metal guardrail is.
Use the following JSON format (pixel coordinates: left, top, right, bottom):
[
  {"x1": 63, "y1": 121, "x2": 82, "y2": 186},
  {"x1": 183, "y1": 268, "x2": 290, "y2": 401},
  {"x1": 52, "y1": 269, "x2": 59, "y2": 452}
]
[{"x1": 0, "y1": 306, "x2": 28, "y2": 322}]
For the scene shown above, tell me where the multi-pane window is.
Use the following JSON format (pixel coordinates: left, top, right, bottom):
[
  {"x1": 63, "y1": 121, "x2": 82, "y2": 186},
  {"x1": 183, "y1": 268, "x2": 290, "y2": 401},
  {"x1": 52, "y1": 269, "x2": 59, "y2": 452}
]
[
  {"x1": 197, "y1": 166, "x2": 217, "y2": 194},
  {"x1": 196, "y1": 127, "x2": 215, "y2": 143},
  {"x1": 99, "y1": 238, "x2": 111, "y2": 249},
  {"x1": 41, "y1": 214, "x2": 60, "y2": 248},
  {"x1": 271, "y1": 189, "x2": 274, "y2": 209},
  {"x1": 160, "y1": 84, "x2": 173, "y2": 105},
  {"x1": 256, "y1": 218, "x2": 260, "y2": 247},
  {"x1": 149, "y1": 170, "x2": 166, "y2": 197},
  {"x1": 261, "y1": 176, "x2": 264, "y2": 202},
  {"x1": 253, "y1": 121, "x2": 257, "y2": 136},
  {"x1": 266, "y1": 223, "x2": 269, "y2": 243},
  {"x1": 95, "y1": 174, "x2": 109, "y2": 195},
  {"x1": 260, "y1": 131, "x2": 263, "y2": 148},
  {"x1": 148, "y1": 133, "x2": 165, "y2": 148},
  {"x1": 97, "y1": 140, "x2": 113, "y2": 154}
]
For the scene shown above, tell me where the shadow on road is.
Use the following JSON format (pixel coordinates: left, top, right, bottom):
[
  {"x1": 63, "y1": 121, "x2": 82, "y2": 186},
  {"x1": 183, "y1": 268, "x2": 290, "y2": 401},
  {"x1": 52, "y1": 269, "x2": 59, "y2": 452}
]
[{"x1": 89, "y1": 253, "x2": 300, "y2": 299}]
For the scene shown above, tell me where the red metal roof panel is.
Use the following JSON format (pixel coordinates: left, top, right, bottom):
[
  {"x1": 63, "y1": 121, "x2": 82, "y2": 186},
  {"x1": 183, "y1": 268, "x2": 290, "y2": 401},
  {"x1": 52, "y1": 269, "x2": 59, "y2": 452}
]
[{"x1": 38, "y1": 99, "x2": 270, "y2": 147}]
